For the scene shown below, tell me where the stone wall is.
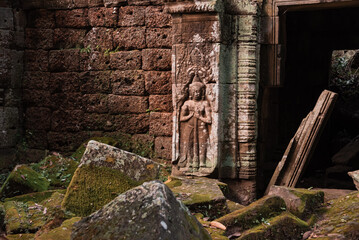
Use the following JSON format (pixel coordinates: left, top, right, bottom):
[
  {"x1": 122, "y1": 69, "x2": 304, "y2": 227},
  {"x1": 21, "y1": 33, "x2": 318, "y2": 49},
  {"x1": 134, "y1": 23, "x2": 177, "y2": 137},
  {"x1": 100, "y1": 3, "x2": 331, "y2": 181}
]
[
  {"x1": 0, "y1": 0, "x2": 25, "y2": 169},
  {"x1": 21, "y1": 0, "x2": 173, "y2": 159}
]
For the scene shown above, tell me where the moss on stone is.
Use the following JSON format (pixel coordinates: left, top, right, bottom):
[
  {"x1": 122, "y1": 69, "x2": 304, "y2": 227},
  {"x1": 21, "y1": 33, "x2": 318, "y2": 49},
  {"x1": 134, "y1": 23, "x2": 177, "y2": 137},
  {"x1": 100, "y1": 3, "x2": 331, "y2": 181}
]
[
  {"x1": 0, "y1": 165, "x2": 50, "y2": 199},
  {"x1": 36, "y1": 217, "x2": 81, "y2": 240},
  {"x1": 31, "y1": 155, "x2": 79, "y2": 189},
  {"x1": 165, "y1": 177, "x2": 183, "y2": 188},
  {"x1": 226, "y1": 200, "x2": 244, "y2": 213},
  {"x1": 4, "y1": 190, "x2": 66, "y2": 204},
  {"x1": 7, "y1": 233, "x2": 35, "y2": 240},
  {"x1": 62, "y1": 164, "x2": 143, "y2": 217},
  {"x1": 216, "y1": 196, "x2": 286, "y2": 234},
  {"x1": 0, "y1": 203, "x2": 4, "y2": 230},
  {"x1": 289, "y1": 188, "x2": 324, "y2": 219},
  {"x1": 239, "y1": 212, "x2": 310, "y2": 240}
]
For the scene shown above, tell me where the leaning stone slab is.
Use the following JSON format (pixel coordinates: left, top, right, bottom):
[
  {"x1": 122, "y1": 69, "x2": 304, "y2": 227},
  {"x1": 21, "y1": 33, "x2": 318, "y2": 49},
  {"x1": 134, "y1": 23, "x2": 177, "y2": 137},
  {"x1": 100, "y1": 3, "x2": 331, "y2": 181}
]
[
  {"x1": 268, "y1": 185, "x2": 324, "y2": 219},
  {"x1": 239, "y1": 212, "x2": 310, "y2": 240},
  {"x1": 348, "y1": 170, "x2": 359, "y2": 190},
  {"x1": 215, "y1": 195, "x2": 286, "y2": 236},
  {"x1": 71, "y1": 181, "x2": 211, "y2": 240},
  {"x1": 166, "y1": 176, "x2": 229, "y2": 220},
  {"x1": 62, "y1": 140, "x2": 160, "y2": 216},
  {"x1": 0, "y1": 165, "x2": 50, "y2": 199}
]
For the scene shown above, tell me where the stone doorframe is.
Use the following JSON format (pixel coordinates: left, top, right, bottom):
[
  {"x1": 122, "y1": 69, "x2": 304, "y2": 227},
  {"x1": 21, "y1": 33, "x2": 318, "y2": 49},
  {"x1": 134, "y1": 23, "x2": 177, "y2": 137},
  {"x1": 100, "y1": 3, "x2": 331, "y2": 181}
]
[{"x1": 261, "y1": 0, "x2": 359, "y2": 86}]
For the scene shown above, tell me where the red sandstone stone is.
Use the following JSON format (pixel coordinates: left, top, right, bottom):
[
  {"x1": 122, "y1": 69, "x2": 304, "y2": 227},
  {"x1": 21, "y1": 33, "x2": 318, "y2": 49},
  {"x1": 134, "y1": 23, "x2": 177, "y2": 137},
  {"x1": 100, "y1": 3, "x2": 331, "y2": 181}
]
[
  {"x1": 45, "y1": 0, "x2": 75, "y2": 9},
  {"x1": 88, "y1": 0, "x2": 104, "y2": 7},
  {"x1": 149, "y1": 95, "x2": 172, "y2": 112},
  {"x1": 79, "y1": 71, "x2": 111, "y2": 93},
  {"x1": 25, "y1": 107, "x2": 51, "y2": 130},
  {"x1": 146, "y1": 28, "x2": 171, "y2": 48},
  {"x1": 23, "y1": 89, "x2": 52, "y2": 108},
  {"x1": 24, "y1": 50, "x2": 48, "y2": 71},
  {"x1": 51, "y1": 110, "x2": 84, "y2": 132},
  {"x1": 83, "y1": 27, "x2": 113, "y2": 51},
  {"x1": 25, "y1": 130, "x2": 48, "y2": 149},
  {"x1": 23, "y1": 71, "x2": 50, "y2": 90},
  {"x1": 83, "y1": 113, "x2": 113, "y2": 131},
  {"x1": 25, "y1": 28, "x2": 53, "y2": 49},
  {"x1": 111, "y1": 70, "x2": 145, "y2": 95},
  {"x1": 118, "y1": 6, "x2": 145, "y2": 27},
  {"x1": 145, "y1": 6, "x2": 171, "y2": 28},
  {"x1": 49, "y1": 49, "x2": 80, "y2": 72},
  {"x1": 80, "y1": 51, "x2": 111, "y2": 71},
  {"x1": 149, "y1": 112, "x2": 172, "y2": 136},
  {"x1": 54, "y1": 28, "x2": 86, "y2": 49},
  {"x1": 27, "y1": 9, "x2": 55, "y2": 28},
  {"x1": 50, "y1": 72, "x2": 81, "y2": 92},
  {"x1": 89, "y1": 7, "x2": 118, "y2": 27},
  {"x1": 113, "y1": 27, "x2": 146, "y2": 50},
  {"x1": 104, "y1": 0, "x2": 127, "y2": 7},
  {"x1": 82, "y1": 94, "x2": 109, "y2": 113},
  {"x1": 73, "y1": 0, "x2": 89, "y2": 8},
  {"x1": 142, "y1": 49, "x2": 171, "y2": 71},
  {"x1": 55, "y1": 9, "x2": 88, "y2": 28},
  {"x1": 155, "y1": 136, "x2": 172, "y2": 160},
  {"x1": 144, "y1": 71, "x2": 172, "y2": 95},
  {"x1": 47, "y1": 131, "x2": 89, "y2": 152},
  {"x1": 108, "y1": 95, "x2": 148, "y2": 114},
  {"x1": 110, "y1": 51, "x2": 142, "y2": 70},
  {"x1": 60, "y1": 92, "x2": 83, "y2": 110},
  {"x1": 113, "y1": 113, "x2": 150, "y2": 133}
]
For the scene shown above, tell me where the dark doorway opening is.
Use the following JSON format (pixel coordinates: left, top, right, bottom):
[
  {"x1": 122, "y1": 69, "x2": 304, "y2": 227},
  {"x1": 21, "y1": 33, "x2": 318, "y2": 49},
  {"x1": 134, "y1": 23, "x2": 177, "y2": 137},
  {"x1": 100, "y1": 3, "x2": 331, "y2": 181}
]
[{"x1": 259, "y1": 7, "x2": 359, "y2": 195}]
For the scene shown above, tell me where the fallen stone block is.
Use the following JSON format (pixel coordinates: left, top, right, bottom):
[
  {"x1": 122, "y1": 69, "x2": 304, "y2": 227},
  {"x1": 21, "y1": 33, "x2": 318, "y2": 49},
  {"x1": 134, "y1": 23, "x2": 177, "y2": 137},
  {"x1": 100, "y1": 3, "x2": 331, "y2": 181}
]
[
  {"x1": 348, "y1": 170, "x2": 359, "y2": 190},
  {"x1": 6, "y1": 233, "x2": 35, "y2": 240},
  {"x1": 35, "y1": 217, "x2": 81, "y2": 240},
  {"x1": 268, "y1": 185, "x2": 324, "y2": 219},
  {"x1": 62, "y1": 140, "x2": 160, "y2": 216},
  {"x1": 239, "y1": 212, "x2": 310, "y2": 240},
  {"x1": 71, "y1": 180, "x2": 211, "y2": 240},
  {"x1": 0, "y1": 165, "x2": 50, "y2": 199},
  {"x1": 332, "y1": 135, "x2": 359, "y2": 168},
  {"x1": 215, "y1": 195, "x2": 286, "y2": 236},
  {"x1": 166, "y1": 176, "x2": 229, "y2": 220}
]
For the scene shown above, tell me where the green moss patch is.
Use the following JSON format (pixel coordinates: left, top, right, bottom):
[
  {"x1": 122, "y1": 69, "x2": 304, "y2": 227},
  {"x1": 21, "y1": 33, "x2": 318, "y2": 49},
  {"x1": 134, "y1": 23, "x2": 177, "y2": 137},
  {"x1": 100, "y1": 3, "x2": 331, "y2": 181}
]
[
  {"x1": 7, "y1": 233, "x2": 35, "y2": 240},
  {"x1": 36, "y1": 217, "x2": 81, "y2": 240},
  {"x1": 239, "y1": 212, "x2": 310, "y2": 240},
  {"x1": 0, "y1": 165, "x2": 50, "y2": 199},
  {"x1": 4, "y1": 190, "x2": 66, "y2": 204},
  {"x1": 31, "y1": 154, "x2": 79, "y2": 189},
  {"x1": 289, "y1": 188, "x2": 324, "y2": 219},
  {"x1": 216, "y1": 196, "x2": 286, "y2": 236},
  {"x1": 62, "y1": 164, "x2": 143, "y2": 217}
]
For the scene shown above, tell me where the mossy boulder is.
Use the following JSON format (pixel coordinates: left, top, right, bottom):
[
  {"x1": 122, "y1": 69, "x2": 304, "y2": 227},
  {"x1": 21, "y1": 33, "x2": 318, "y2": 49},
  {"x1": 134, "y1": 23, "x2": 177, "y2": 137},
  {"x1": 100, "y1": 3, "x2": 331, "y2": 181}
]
[
  {"x1": 62, "y1": 140, "x2": 160, "y2": 217},
  {"x1": 309, "y1": 191, "x2": 359, "y2": 239},
  {"x1": 7, "y1": 233, "x2": 35, "y2": 240},
  {"x1": 268, "y1": 185, "x2": 324, "y2": 219},
  {"x1": 35, "y1": 217, "x2": 81, "y2": 240},
  {"x1": 0, "y1": 165, "x2": 50, "y2": 199},
  {"x1": 215, "y1": 195, "x2": 286, "y2": 236},
  {"x1": 4, "y1": 190, "x2": 66, "y2": 204},
  {"x1": 71, "y1": 181, "x2": 211, "y2": 240},
  {"x1": 239, "y1": 212, "x2": 310, "y2": 240},
  {"x1": 31, "y1": 154, "x2": 79, "y2": 189},
  {"x1": 166, "y1": 177, "x2": 229, "y2": 220}
]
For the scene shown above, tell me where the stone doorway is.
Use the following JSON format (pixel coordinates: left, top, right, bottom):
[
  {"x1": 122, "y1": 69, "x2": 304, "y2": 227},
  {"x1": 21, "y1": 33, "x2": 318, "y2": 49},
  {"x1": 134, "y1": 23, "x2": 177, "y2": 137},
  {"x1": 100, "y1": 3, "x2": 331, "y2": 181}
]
[{"x1": 259, "y1": 3, "x2": 359, "y2": 194}]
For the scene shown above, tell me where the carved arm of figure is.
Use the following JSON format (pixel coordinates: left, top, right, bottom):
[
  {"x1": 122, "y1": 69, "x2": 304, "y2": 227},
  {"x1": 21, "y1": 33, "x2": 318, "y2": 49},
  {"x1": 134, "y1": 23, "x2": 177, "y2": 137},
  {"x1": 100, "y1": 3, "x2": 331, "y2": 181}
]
[
  {"x1": 180, "y1": 104, "x2": 194, "y2": 122},
  {"x1": 197, "y1": 102, "x2": 212, "y2": 124}
]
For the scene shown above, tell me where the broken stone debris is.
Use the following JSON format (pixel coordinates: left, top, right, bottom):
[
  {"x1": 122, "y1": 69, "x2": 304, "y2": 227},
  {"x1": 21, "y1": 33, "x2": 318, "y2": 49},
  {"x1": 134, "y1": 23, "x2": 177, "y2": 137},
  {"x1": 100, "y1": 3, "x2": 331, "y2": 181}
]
[
  {"x1": 71, "y1": 180, "x2": 211, "y2": 240},
  {"x1": 62, "y1": 140, "x2": 161, "y2": 216},
  {"x1": 348, "y1": 170, "x2": 359, "y2": 190},
  {"x1": 266, "y1": 90, "x2": 338, "y2": 193}
]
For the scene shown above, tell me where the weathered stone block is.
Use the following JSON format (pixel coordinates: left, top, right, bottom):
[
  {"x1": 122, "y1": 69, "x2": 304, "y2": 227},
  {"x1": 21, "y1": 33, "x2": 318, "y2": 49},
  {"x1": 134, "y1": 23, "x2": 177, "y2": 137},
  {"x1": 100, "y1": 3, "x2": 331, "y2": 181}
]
[
  {"x1": 108, "y1": 95, "x2": 148, "y2": 113},
  {"x1": 110, "y1": 50, "x2": 142, "y2": 70},
  {"x1": 0, "y1": 30, "x2": 13, "y2": 48},
  {"x1": 22, "y1": 0, "x2": 45, "y2": 10},
  {"x1": 88, "y1": 0, "x2": 103, "y2": 7},
  {"x1": 145, "y1": 71, "x2": 171, "y2": 95},
  {"x1": 71, "y1": 180, "x2": 210, "y2": 239},
  {"x1": 113, "y1": 27, "x2": 146, "y2": 50},
  {"x1": 149, "y1": 112, "x2": 172, "y2": 136},
  {"x1": 83, "y1": 27, "x2": 113, "y2": 51},
  {"x1": 149, "y1": 94, "x2": 172, "y2": 112},
  {"x1": 118, "y1": 6, "x2": 145, "y2": 26},
  {"x1": 27, "y1": 9, "x2": 55, "y2": 28},
  {"x1": 25, "y1": 107, "x2": 51, "y2": 130},
  {"x1": 49, "y1": 49, "x2": 80, "y2": 72},
  {"x1": 54, "y1": 28, "x2": 86, "y2": 49},
  {"x1": 0, "y1": 107, "x2": 19, "y2": 129},
  {"x1": 0, "y1": 8, "x2": 13, "y2": 30},
  {"x1": 142, "y1": 48, "x2": 171, "y2": 70},
  {"x1": 50, "y1": 72, "x2": 81, "y2": 92},
  {"x1": 83, "y1": 113, "x2": 113, "y2": 131},
  {"x1": 146, "y1": 27, "x2": 171, "y2": 48},
  {"x1": 88, "y1": 7, "x2": 118, "y2": 27},
  {"x1": 51, "y1": 110, "x2": 84, "y2": 132},
  {"x1": 24, "y1": 50, "x2": 48, "y2": 71},
  {"x1": 45, "y1": 0, "x2": 75, "y2": 9},
  {"x1": 113, "y1": 114, "x2": 150, "y2": 133},
  {"x1": 23, "y1": 71, "x2": 56, "y2": 91},
  {"x1": 22, "y1": 89, "x2": 51, "y2": 107},
  {"x1": 62, "y1": 141, "x2": 161, "y2": 217},
  {"x1": 155, "y1": 136, "x2": 172, "y2": 160},
  {"x1": 55, "y1": 9, "x2": 88, "y2": 27},
  {"x1": 36, "y1": 217, "x2": 81, "y2": 240},
  {"x1": 73, "y1": 0, "x2": 89, "y2": 7},
  {"x1": 80, "y1": 51, "x2": 111, "y2": 71},
  {"x1": 24, "y1": 129, "x2": 48, "y2": 149},
  {"x1": 47, "y1": 131, "x2": 88, "y2": 152},
  {"x1": 82, "y1": 94, "x2": 109, "y2": 113},
  {"x1": 111, "y1": 70, "x2": 145, "y2": 95},
  {"x1": 79, "y1": 71, "x2": 111, "y2": 93},
  {"x1": 104, "y1": 0, "x2": 127, "y2": 7},
  {"x1": 145, "y1": 6, "x2": 171, "y2": 28}
]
